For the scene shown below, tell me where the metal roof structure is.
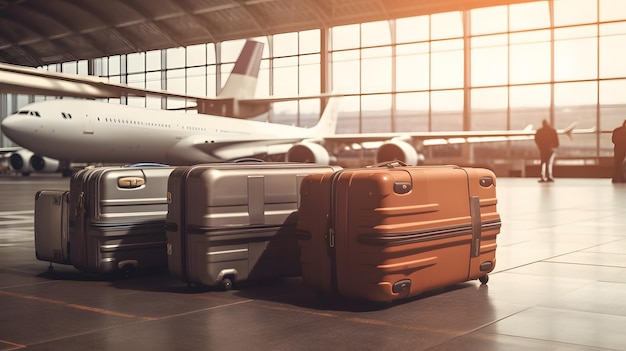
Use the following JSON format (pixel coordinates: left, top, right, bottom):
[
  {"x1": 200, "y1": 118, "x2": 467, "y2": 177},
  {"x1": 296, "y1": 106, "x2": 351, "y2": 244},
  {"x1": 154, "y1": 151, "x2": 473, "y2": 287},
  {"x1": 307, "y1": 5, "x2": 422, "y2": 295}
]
[{"x1": 0, "y1": 0, "x2": 534, "y2": 67}]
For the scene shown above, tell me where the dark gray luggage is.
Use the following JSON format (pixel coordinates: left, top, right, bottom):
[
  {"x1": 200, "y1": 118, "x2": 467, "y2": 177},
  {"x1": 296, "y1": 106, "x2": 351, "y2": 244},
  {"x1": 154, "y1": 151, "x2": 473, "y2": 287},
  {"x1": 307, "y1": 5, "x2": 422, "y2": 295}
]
[
  {"x1": 165, "y1": 162, "x2": 340, "y2": 289},
  {"x1": 34, "y1": 190, "x2": 71, "y2": 267},
  {"x1": 68, "y1": 165, "x2": 174, "y2": 275}
]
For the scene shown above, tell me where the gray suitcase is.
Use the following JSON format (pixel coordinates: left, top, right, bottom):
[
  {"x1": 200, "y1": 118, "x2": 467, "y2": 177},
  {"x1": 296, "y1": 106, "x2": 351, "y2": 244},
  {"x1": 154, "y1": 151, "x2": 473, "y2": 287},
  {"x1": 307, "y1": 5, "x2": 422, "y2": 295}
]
[
  {"x1": 165, "y1": 162, "x2": 340, "y2": 289},
  {"x1": 69, "y1": 165, "x2": 174, "y2": 275},
  {"x1": 34, "y1": 190, "x2": 71, "y2": 267}
]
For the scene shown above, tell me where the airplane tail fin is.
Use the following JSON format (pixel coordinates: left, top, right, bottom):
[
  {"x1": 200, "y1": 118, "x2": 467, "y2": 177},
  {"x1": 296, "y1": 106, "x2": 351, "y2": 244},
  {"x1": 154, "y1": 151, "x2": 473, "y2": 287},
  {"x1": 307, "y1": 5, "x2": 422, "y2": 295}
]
[
  {"x1": 309, "y1": 96, "x2": 340, "y2": 136},
  {"x1": 217, "y1": 40, "x2": 264, "y2": 100},
  {"x1": 561, "y1": 122, "x2": 578, "y2": 141}
]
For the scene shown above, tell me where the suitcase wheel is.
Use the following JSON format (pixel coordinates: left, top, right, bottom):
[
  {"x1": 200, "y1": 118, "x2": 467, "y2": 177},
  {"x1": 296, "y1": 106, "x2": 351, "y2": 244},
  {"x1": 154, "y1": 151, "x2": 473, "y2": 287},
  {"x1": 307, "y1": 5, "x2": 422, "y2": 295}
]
[
  {"x1": 118, "y1": 260, "x2": 138, "y2": 278},
  {"x1": 219, "y1": 277, "x2": 233, "y2": 291},
  {"x1": 479, "y1": 274, "x2": 489, "y2": 284},
  {"x1": 121, "y1": 265, "x2": 136, "y2": 278}
]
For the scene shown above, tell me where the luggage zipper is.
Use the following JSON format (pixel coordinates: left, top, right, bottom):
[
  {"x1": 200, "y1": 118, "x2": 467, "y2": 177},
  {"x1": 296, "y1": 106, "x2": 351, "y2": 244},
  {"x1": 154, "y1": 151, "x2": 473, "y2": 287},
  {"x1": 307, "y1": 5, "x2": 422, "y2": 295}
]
[
  {"x1": 327, "y1": 170, "x2": 344, "y2": 293},
  {"x1": 179, "y1": 166, "x2": 195, "y2": 281}
]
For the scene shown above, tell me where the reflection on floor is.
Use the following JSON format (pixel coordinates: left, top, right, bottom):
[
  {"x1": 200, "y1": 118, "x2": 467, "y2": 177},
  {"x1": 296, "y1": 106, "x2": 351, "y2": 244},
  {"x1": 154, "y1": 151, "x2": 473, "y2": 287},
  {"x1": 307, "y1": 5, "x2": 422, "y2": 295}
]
[{"x1": 1, "y1": 176, "x2": 625, "y2": 351}]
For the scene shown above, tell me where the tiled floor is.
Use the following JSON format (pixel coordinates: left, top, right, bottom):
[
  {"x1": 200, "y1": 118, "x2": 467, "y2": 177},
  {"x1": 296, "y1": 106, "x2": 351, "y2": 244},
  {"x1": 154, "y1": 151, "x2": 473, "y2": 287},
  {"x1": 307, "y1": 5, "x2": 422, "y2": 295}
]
[{"x1": 1, "y1": 175, "x2": 625, "y2": 350}]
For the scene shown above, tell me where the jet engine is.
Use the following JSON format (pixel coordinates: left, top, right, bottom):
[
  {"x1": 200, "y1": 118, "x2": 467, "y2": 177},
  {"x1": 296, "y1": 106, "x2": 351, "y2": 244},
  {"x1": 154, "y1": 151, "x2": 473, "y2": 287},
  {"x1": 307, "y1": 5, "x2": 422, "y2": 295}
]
[
  {"x1": 9, "y1": 149, "x2": 34, "y2": 176},
  {"x1": 376, "y1": 140, "x2": 420, "y2": 165},
  {"x1": 30, "y1": 154, "x2": 61, "y2": 173},
  {"x1": 8, "y1": 150, "x2": 62, "y2": 176},
  {"x1": 286, "y1": 142, "x2": 331, "y2": 164}
]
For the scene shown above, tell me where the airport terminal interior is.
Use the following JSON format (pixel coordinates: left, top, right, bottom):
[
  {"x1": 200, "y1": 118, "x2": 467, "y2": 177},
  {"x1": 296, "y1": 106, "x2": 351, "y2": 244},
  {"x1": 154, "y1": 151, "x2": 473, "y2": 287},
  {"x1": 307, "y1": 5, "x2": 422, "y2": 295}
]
[{"x1": 2, "y1": 0, "x2": 626, "y2": 350}]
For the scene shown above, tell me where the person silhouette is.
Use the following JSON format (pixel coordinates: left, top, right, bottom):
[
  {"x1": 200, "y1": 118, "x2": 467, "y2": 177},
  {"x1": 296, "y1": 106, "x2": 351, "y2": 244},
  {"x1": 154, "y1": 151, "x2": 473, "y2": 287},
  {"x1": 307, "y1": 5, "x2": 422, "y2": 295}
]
[
  {"x1": 611, "y1": 119, "x2": 626, "y2": 183},
  {"x1": 534, "y1": 119, "x2": 559, "y2": 182}
]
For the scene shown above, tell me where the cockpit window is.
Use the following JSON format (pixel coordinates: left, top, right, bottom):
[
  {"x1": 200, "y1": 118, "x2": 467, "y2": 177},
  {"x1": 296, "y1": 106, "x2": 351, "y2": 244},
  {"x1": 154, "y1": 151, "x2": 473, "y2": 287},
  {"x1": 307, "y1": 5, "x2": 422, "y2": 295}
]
[
  {"x1": 61, "y1": 112, "x2": 72, "y2": 119},
  {"x1": 16, "y1": 110, "x2": 41, "y2": 117}
]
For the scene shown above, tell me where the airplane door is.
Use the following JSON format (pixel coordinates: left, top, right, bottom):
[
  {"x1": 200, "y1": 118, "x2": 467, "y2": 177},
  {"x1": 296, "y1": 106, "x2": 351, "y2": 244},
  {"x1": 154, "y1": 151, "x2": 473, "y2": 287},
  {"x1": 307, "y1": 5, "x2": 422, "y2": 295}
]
[{"x1": 83, "y1": 114, "x2": 94, "y2": 134}]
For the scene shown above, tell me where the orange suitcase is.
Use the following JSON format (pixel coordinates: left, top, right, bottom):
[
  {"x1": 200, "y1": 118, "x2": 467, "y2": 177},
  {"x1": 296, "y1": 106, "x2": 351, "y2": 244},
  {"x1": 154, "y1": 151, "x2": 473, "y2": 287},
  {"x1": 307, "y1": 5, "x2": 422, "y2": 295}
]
[{"x1": 296, "y1": 163, "x2": 501, "y2": 303}]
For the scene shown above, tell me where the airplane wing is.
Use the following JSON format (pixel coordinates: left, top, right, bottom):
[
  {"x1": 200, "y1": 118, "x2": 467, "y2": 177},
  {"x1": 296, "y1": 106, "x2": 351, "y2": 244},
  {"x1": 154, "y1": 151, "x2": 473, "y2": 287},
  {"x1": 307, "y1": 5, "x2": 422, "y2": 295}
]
[
  {"x1": 320, "y1": 123, "x2": 595, "y2": 147},
  {"x1": 0, "y1": 61, "x2": 208, "y2": 100},
  {"x1": 164, "y1": 135, "x2": 307, "y2": 164},
  {"x1": 0, "y1": 60, "x2": 344, "y2": 118},
  {"x1": 313, "y1": 123, "x2": 596, "y2": 165},
  {"x1": 169, "y1": 123, "x2": 595, "y2": 166}
]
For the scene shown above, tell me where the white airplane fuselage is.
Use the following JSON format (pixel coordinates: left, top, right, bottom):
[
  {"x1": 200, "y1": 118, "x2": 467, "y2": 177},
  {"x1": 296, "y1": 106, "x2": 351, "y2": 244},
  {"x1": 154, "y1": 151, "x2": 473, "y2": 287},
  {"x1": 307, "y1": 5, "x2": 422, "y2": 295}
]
[{"x1": 1, "y1": 99, "x2": 323, "y2": 165}]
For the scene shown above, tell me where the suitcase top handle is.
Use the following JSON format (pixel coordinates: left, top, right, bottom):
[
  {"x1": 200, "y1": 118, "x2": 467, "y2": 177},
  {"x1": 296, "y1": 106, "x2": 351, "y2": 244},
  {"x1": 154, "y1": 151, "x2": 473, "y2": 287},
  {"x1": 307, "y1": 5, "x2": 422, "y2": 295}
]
[
  {"x1": 123, "y1": 163, "x2": 169, "y2": 167},
  {"x1": 368, "y1": 161, "x2": 407, "y2": 168},
  {"x1": 118, "y1": 176, "x2": 145, "y2": 188}
]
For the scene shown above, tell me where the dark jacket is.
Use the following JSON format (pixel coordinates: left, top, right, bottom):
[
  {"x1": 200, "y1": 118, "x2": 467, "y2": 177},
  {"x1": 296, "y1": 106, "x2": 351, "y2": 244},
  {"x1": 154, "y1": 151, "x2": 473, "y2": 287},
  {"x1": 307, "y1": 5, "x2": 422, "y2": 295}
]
[
  {"x1": 535, "y1": 124, "x2": 559, "y2": 152},
  {"x1": 612, "y1": 125, "x2": 626, "y2": 155}
]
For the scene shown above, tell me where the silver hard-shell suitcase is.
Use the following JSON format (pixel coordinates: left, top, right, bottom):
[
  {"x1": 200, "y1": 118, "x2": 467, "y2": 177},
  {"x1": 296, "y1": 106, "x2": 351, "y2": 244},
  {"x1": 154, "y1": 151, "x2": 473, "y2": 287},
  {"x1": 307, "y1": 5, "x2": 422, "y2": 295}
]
[
  {"x1": 165, "y1": 162, "x2": 340, "y2": 289},
  {"x1": 34, "y1": 190, "x2": 71, "y2": 267},
  {"x1": 69, "y1": 165, "x2": 174, "y2": 275}
]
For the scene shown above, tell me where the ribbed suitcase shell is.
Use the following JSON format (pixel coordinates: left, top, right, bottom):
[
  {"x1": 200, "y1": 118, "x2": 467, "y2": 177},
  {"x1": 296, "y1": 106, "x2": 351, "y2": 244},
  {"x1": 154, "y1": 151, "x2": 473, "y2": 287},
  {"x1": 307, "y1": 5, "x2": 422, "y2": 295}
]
[
  {"x1": 165, "y1": 162, "x2": 340, "y2": 288},
  {"x1": 68, "y1": 166, "x2": 174, "y2": 274},
  {"x1": 34, "y1": 190, "x2": 71, "y2": 265},
  {"x1": 297, "y1": 164, "x2": 501, "y2": 302}
]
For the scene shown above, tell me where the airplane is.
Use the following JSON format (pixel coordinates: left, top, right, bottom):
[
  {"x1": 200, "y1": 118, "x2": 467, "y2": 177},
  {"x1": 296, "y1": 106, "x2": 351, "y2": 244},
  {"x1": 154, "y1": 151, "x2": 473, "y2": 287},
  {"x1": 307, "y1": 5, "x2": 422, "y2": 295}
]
[{"x1": 0, "y1": 40, "x2": 596, "y2": 176}]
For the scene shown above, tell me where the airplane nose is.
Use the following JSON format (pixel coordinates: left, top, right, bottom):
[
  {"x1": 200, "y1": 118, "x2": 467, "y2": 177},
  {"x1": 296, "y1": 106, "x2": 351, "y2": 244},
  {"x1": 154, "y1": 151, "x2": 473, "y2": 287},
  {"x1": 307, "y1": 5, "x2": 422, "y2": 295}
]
[
  {"x1": 1, "y1": 114, "x2": 14, "y2": 129},
  {"x1": 1, "y1": 114, "x2": 24, "y2": 141}
]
